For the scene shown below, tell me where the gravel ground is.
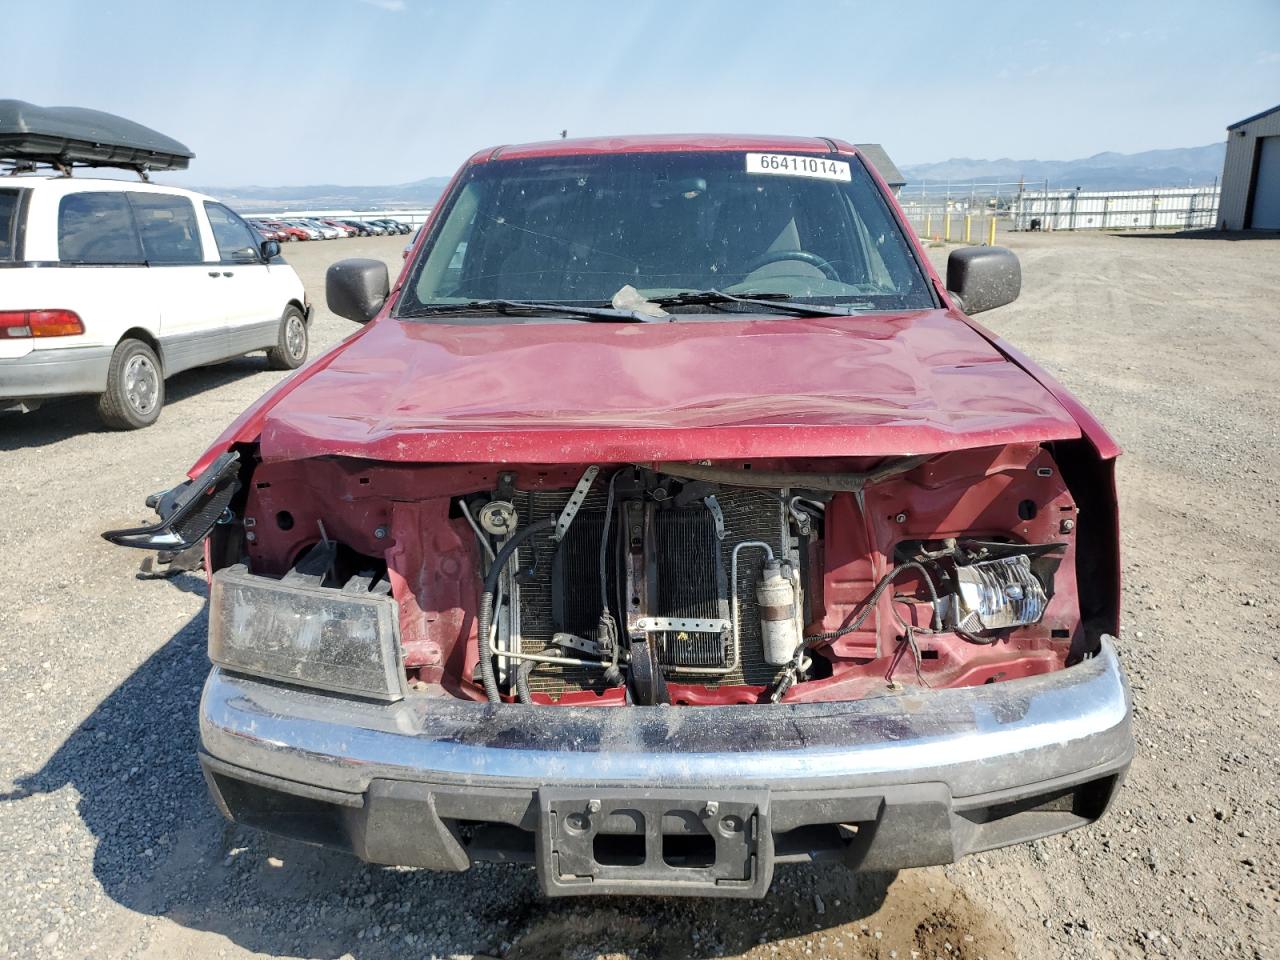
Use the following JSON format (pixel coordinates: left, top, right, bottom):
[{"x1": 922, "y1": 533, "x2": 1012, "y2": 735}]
[{"x1": 0, "y1": 231, "x2": 1276, "y2": 960}]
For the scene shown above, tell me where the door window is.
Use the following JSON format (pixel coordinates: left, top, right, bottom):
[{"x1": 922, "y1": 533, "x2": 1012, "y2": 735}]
[
  {"x1": 57, "y1": 192, "x2": 144, "y2": 264},
  {"x1": 204, "y1": 201, "x2": 262, "y2": 263},
  {"x1": 128, "y1": 193, "x2": 204, "y2": 264}
]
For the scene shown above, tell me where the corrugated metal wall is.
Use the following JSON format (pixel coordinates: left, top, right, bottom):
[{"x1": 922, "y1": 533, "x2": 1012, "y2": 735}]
[{"x1": 1219, "y1": 108, "x2": 1280, "y2": 229}]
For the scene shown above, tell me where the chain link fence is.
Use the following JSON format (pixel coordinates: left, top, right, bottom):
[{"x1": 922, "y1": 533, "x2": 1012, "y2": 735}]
[
  {"x1": 897, "y1": 180, "x2": 1025, "y2": 243},
  {"x1": 1010, "y1": 187, "x2": 1220, "y2": 231}
]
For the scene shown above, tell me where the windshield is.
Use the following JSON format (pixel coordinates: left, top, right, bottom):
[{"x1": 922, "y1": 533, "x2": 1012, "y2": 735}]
[{"x1": 400, "y1": 151, "x2": 934, "y2": 316}]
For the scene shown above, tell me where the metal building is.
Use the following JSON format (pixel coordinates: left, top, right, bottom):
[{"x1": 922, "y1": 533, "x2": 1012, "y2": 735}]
[
  {"x1": 1218, "y1": 103, "x2": 1280, "y2": 230},
  {"x1": 854, "y1": 144, "x2": 906, "y2": 195}
]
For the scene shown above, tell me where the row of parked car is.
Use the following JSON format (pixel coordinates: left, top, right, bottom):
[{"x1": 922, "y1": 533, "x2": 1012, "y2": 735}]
[{"x1": 247, "y1": 216, "x2": 413, "y2": 242}]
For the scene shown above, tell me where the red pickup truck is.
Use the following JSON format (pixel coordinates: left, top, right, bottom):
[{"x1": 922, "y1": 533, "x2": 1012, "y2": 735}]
[{"x1": 107, "y1": 134, "x2": 1132, "y2": 898}]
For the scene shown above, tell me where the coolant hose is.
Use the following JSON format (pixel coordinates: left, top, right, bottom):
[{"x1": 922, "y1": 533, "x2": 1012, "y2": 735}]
[
  {"x1": 476, "y1": 516, "x2": 555, "y2": 703},
  {"x1": 515, "y1": 656, "x2": 537, "y2": 705}
]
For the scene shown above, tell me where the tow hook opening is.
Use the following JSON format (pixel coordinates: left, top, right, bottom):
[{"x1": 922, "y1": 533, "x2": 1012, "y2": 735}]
[
  {"x1": 594, "y1": 833, "x2": 647, "y2": 867},
  {"x1": 663, "y1": 828, "x2": 717, "y2": 868}
]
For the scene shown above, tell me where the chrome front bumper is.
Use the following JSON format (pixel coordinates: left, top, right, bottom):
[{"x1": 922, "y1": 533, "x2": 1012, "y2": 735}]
[{"x1": 199, "y1": 637, "x2": 1132, "y2": 894}]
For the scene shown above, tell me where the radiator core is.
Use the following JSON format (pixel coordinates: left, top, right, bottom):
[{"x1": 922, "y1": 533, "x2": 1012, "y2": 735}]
[{"x1": 513, "y1": 486, "x2": 788, "y2": 696}]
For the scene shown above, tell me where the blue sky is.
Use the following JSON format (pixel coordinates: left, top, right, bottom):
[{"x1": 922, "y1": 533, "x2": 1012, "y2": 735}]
[{"x1": 10, "y1": 0, "x2": 1279, "y2": 185}]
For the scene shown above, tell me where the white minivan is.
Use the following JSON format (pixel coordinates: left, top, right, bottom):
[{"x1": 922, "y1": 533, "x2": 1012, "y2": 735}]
[{"x1": 0, "y1": 177, "x2": 309, "y2": 428}]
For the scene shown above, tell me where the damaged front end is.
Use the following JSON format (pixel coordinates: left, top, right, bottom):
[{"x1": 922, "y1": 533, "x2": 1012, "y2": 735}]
[
  {"x1": 103, "y1": 423, "x2": 1131, "y2": 895},
  {"x1": 125, "y1": 439, "x2": 1118, "y2": 708}
]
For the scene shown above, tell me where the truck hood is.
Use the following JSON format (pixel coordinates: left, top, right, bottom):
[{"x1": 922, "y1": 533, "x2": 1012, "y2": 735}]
[{"x1": 236, "y1": 309, "x2": 1081, "y2": 464}]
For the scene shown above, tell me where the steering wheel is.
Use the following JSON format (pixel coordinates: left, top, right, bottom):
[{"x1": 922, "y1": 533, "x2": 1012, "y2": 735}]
[{"x1": 744, "y1": 249, "x2": 839, "y2": 281}]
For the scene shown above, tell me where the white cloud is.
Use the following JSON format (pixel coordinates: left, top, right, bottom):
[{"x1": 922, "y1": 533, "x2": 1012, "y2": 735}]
[
  {"x1": 1258, "y1": 51, "x2": 1280, "y2": 64},
  {"x1": 1100, "y1": 29, "x2": 1134, "y2": 46},
  {"x1": 357, "y1": 0, "x2": 406, "y2": 11}
]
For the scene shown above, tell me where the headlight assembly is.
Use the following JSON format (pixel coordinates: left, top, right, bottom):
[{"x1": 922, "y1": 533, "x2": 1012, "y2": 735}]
[
  {"x1": 209, "y1": 564, "x2": 406, "y2": 702},
  {"x1": 913, "y1": 539, "x2": 1065, "y2": 637},
  {"x1": 948, "y1": 553, "x2": 1050, "y2": 633}
]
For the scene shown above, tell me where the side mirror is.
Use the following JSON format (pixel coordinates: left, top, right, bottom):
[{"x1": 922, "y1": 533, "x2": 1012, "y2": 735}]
[
  {"x1": 327, "y1": 258, "x2": 389, "y2": 324},
  {"x1": 259, "y1": 239, "x2": 280, "y2": 261},
  {"x1": 946, "y1": 246, "x2": 1021, "y2": 314}
]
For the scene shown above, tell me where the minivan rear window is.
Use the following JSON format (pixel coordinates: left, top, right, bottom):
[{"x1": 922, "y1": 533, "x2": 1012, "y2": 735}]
[
  {"x1": 0, "y1": 189, "x2": 20, "y2": 261},
  {"x1": 129, "y1": 192, "x2": 204, "y2": 264},
  {"x1": 58, "y1": 192, "x2": 145, "y2": 264}
]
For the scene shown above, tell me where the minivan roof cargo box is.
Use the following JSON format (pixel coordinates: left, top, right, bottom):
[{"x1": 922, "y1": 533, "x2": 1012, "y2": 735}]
[{"x1": 0, "y1": 100, "x2": 194, "y2": 174}]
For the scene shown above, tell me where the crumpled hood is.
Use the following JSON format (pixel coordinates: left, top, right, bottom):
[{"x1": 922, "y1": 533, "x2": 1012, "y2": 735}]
[{"x1": 247, "y1": 309, "x2": 1081, "y2": 464}]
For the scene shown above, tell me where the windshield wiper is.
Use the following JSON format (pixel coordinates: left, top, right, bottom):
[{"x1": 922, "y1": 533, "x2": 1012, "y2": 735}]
[
  {"x1": 402, "y1": 299, "x2": 664, "y2": 323},
  {"x1": 647, "y1": 289, "x2": 853, "y2": 317}
]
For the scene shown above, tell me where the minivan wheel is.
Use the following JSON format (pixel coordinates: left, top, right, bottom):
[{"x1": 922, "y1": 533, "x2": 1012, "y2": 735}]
[
  {"x1": 266, "y1": 305, "x2": 309, "y2": 370},
  {"x1": 98, "y1": 338, "x2": 164, "y2": 430}
]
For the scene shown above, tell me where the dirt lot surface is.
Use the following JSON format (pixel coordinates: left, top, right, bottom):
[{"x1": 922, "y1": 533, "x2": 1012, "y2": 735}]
[{"x1": 1, "y1": 231, "x2": 1277, "y2": 960}]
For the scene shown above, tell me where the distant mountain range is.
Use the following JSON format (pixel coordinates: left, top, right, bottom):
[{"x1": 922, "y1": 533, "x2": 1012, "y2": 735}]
[
  {"x1": 900, "y1": 143, "x2": 1226, "y2": 190},
  {"x1": 182, "y1": 176, "x2": 454, "y2": 212},
  {"x1": 186, "y1": 143, "x2": 1227, "y2": 211}
]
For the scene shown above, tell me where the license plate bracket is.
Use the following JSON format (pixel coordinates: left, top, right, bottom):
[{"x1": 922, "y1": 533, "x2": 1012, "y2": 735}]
[{"x1": 537, "y1": 788, "x2": 772, "y2": 897}]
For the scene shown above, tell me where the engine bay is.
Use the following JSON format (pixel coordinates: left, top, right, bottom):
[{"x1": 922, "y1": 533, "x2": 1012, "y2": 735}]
[{"x1": 226, "y1": 442, "x2": 1108, "y2": 706}]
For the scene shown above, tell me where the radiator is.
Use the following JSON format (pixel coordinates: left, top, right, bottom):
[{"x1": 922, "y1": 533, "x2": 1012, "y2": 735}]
[{"x1": 512, "y1": 486, "x2": 788, "y2": 696}]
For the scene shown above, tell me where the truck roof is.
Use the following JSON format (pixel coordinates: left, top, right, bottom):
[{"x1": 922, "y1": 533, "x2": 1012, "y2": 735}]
[
  {"x1": 473, "y1": 134, "x2": 905, "y2": 188},
  {"x1": 479, "y1": 133, "x2": 858, "y2": 162}
]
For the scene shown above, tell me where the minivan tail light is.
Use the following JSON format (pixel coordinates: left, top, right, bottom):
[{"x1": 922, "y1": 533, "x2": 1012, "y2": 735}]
[{"x1": 0, "y1": 309, "x2": 85, "y2": 338}]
